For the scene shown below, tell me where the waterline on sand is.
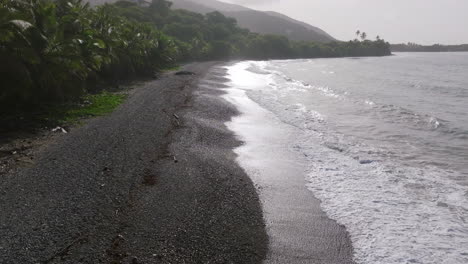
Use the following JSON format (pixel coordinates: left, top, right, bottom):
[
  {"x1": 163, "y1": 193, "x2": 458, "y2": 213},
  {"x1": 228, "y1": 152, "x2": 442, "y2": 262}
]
[{"x1": 223, "y1": 63, "x2": 355, "y2": 264}]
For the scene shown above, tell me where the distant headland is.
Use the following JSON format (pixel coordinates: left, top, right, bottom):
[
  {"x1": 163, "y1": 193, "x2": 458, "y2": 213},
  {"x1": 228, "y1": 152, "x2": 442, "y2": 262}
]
[{"x1": 391, "y1": 43, "x2": 468, "y2": 52}]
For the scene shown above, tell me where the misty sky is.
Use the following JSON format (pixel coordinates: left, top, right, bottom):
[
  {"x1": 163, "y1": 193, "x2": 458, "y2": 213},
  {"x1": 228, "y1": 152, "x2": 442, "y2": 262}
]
[{"x1": 222, "y1": 0, "x2": 468, "y2": 44}]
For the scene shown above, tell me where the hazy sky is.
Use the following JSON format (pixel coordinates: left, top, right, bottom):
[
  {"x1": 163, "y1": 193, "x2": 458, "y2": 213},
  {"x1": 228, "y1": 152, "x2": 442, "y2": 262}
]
[{"x1": 222, "y1": 0, "x2": 468, "y2": 44}]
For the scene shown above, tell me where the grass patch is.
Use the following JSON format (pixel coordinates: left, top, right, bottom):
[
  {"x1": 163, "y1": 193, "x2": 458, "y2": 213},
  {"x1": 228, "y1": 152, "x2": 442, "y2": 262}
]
[
  {"x1": 61, "y1": 92, "x2": 126, "y2": 123},
  {"x1": 0, "y1": 92, "x2": 127, "y2": 135}
]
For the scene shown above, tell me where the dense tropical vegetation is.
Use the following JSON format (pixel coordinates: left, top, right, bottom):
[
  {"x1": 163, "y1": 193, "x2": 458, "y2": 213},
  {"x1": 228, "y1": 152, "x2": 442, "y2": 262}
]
[
  {"x1": 0, "y1": 0, "x2": 391, "y2": 112},
  {"x1": 0, "y1": 0, "x2": 176, "y2": 111}
]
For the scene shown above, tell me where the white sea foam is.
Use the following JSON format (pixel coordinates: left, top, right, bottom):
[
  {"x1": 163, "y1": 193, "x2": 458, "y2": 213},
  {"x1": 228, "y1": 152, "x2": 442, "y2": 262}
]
[
  {"x1": 224, "y1": 61, "x2": 468, "y2": 264},
  {"x1": 428, "y1": 116, "x2": 441, "y2": 129}
]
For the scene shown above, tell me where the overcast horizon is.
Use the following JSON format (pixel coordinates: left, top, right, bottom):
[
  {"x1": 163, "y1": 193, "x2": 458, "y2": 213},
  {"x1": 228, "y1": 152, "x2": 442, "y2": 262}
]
[{"x1": 221, "y1": 0, "x2": 468, "y2": 45}]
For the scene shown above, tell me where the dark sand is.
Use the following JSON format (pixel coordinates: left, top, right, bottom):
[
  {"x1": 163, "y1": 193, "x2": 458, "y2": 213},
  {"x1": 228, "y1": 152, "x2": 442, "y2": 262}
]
[{"x1": 0, "y1": 62, "x2": 267, "y2": 263}]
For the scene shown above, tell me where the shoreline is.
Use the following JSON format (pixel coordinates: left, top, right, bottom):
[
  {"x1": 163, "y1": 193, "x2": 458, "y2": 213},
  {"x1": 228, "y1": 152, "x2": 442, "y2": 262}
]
[
  {"x1": 1, "y1": 60, "x2": 356, "y2": 263},
  {"x1": 221, "y1": 62, "x2": 356, "y2": 264}
]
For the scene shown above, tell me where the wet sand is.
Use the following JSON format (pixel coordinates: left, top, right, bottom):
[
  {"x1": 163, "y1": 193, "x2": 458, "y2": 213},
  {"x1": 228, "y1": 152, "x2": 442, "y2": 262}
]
[{"x1": 220, "y1": 63, "x2": 356, "y2": 264}]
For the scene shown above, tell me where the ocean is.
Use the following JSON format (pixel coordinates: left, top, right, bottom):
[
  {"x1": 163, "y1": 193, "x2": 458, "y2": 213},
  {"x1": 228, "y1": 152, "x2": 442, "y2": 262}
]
[{"x1": 223, "y1": 53, "x2": 468, "y2": 264}]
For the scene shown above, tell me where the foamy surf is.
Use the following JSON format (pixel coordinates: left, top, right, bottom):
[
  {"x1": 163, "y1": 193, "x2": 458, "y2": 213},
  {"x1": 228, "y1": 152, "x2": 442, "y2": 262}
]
[{"x1": 223, "y1": 56, "x2": 468, "y2": 264}]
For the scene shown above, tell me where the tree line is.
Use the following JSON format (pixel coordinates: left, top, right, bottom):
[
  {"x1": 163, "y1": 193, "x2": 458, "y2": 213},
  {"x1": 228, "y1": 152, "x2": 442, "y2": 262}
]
[
  {"x1": 0, "y1": 0, "x2": 391, "y2": 110},
  {"x1": 391, "y1": 42, "x2": 468, "y2": 52}
]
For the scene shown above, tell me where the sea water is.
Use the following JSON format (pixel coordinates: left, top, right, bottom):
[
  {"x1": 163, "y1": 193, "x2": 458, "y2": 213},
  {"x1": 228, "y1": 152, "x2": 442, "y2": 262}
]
[{"x1": 223, "y1": 53, "x2": 468, "y2": 264}]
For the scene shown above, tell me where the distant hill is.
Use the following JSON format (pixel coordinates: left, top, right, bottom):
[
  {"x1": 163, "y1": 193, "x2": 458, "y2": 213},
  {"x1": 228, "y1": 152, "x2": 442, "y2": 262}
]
[
  {"x1": 264, "y1": 11, "x2": 335, "y2": 41},
  {"x1": 85, "y1": 0, "x2": 336, "y2": 43},
  {"x1": 170, "y1": 0, "x2": 335, "y2": 43}
]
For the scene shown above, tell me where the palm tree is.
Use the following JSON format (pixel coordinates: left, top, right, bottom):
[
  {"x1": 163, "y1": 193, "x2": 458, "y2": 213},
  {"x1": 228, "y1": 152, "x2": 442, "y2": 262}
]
[{"x1": 360, "y1": 32, "x2": 367, "y2": 41}]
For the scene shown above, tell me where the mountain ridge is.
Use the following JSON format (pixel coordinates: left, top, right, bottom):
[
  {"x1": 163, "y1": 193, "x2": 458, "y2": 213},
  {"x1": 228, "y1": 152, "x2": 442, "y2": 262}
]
[
  {"x1": 85, "y1": 0, "x2": 336, "y2": 43},
  {"x1": 170, "y1": 0, "x2": 335, "y2": 43},
  {"x1": 264, "y1": 11, "x2": 335, "y2": 41}
]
